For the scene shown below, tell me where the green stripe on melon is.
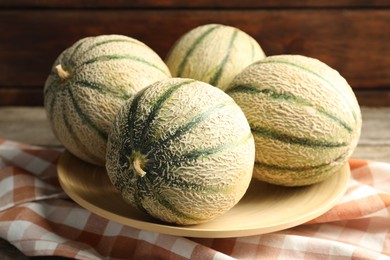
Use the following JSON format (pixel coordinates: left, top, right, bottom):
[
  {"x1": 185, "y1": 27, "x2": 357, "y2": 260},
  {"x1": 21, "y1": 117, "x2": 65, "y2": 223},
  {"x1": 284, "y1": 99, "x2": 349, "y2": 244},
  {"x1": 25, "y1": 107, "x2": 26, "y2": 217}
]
[
  {"x1": 252, "y1": 58, "x2": 359, "y2": 122},
  {"x1": 225, "y1": 54, "x2": 362, "y2": 186},
  {"x1": 138, "y1": 79, "x2": 195, "y2": 144},
  {"x1": 106, "y1": 78, "x2": 255, "y2": 225},
  {"x1": 44, "y1": 34, "x2": 171, "y2": 166},
  {"x1": 73, "y1": 80, "x2": 132, "y2": 100},
  {"x1": 73, "y1": 38, "x2": 144, "y2": 62},
  {"x1": 227, "y1": 84, "x2": 353, "y2": 133},
  {"x1": 60, "y1": 101, "x2": 103, "y2": 164},
  {"x1": 175, "y1": 25, "x2": 220, "y2": 77},
  {"x1": 165, "y1": 24, "x2": 266, "y2": 90},
  {"x1": 66, "y1": 87, "x2": 108, "y2": 140},
  {"x1": 209, "y1": 29, "x2": 239, "y2": 86},
  {"x1": 78, "y1": 54, "x2": 170, "y2": 76},
  {"x1": 146, "y1": 100, "x2": 237, "y2": 154}
]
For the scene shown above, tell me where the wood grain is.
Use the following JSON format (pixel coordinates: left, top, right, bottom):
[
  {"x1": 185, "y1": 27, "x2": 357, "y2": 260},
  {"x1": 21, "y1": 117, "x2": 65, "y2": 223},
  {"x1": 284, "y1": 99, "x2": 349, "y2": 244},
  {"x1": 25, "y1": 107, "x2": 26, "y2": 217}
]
[
  {"x1": 0, "y1": 106, "x2": 389, "y2": 161},
  {"x1": 355, "y1": 90, "x2": 390, "y2": 107},
  {"x1": 0, "y1": 88, "x2": 43, "y2": 106},
  {"x1": 0, "y1": 1, "x2": 389, "y2": 106},
  {"x1": 0, "y1": 9, "x2": 387, "y2": 87},
  {"x1": 1, "y1": 0, "x2": 389, "y2": 8},
  {"x1": 0, "y1": 9, "x2": 389, "y2": 106}
]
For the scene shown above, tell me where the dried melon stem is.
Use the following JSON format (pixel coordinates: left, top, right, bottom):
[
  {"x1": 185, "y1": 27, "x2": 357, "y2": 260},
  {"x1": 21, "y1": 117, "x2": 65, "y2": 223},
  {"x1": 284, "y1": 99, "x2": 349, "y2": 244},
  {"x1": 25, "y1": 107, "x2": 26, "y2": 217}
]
[
  {"x1": 130, "y1": 151, "x2": 147, "y2": 177},
  {"x1": 133, "y1": 158, "x2": 147, "y2": 177},
  {"x1": 55, "y1": 64, "x2": 70, "y2": 80}
]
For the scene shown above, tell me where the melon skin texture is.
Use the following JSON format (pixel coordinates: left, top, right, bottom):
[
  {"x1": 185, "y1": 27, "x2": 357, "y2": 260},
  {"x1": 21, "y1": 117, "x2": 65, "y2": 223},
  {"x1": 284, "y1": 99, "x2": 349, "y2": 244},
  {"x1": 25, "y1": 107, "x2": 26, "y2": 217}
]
[
  {"x1": 44, "y1": 34, "x2": 171, "y2": 166},
  {"x1": 106, "y1": 78, "x2": 255, "y2": 225},
  {"x1": 165, "y1": 24, "x2": 266, "y2": 91},
  {"x1": 225, "y1": 54, "x2": 362, "y2": 187}
]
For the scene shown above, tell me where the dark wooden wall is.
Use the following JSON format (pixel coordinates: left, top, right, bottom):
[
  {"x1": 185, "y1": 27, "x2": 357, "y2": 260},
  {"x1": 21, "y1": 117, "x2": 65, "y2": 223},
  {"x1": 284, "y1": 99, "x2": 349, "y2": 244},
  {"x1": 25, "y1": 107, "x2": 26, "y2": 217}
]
[{"x1": 1, "y1": 1, "x2": 389, "y2": 106}]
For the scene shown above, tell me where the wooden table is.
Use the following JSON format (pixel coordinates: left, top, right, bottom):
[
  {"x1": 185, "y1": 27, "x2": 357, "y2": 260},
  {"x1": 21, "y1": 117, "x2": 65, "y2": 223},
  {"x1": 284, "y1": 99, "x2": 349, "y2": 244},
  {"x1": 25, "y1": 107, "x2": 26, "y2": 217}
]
[
  {"x1": 0, "y1": 106, "x2": 389, "y2": 259},
  {"x1": 1, "y1": 106, "x2": 389, "y2": 162}
]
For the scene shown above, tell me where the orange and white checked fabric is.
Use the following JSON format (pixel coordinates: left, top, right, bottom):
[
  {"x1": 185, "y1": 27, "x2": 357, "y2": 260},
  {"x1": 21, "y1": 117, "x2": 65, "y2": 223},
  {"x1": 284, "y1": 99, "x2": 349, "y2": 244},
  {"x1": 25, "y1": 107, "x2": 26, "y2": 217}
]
[{"x1": 0, "y1": 138, "x2": 389, "y2": 260}]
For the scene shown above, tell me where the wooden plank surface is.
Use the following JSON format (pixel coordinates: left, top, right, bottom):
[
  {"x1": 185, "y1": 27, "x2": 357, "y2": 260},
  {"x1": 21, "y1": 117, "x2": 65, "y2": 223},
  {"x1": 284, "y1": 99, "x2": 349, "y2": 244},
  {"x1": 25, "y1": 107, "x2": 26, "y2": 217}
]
[
  {"x1": 1, "y1": 0, "x2": 389, "y2": 8},
  {"x1": 0, "y1": 8, "x2": 389, "y2": 106},
  {"x1": 0, "y1": 106, "x2": 389, "y2": 161}
]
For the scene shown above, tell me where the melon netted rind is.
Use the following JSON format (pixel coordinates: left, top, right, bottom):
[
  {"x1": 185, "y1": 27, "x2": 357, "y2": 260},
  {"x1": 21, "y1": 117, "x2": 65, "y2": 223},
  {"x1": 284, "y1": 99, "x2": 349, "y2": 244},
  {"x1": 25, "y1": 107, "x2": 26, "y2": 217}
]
[
  {"x1": 225, "y1": 54, "x2": 362, "y2": 187},
  {"x1": 106, "y1": 78, "x2": 255, "y2": 225},
  {"x1": 165, "y1": 23, "x2": 266, "y2": 91},
  {"x1": 44, "y1": 34, "x2": 171, "y2": 166}
]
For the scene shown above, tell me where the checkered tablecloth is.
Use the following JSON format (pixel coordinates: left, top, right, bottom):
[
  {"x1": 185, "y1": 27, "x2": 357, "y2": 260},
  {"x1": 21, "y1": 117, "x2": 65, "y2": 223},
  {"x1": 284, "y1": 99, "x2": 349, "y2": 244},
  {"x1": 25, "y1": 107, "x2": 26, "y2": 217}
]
[{"x1": 0, "y1": 138, "x2": 389, "y2": 260}]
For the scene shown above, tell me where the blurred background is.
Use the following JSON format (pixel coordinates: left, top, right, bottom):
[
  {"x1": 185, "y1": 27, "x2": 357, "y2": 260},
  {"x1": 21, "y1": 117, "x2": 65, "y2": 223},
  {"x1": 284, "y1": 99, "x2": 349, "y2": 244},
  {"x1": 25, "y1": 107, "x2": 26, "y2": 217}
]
[{"x1": 0, "y1": 0, "x2": 389, "y2": 106}]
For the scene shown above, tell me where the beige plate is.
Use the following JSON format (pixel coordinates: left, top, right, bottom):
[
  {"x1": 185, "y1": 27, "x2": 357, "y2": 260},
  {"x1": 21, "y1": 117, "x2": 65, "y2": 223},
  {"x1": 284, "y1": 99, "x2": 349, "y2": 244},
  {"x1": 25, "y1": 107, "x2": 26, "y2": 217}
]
[{"x1": 58, "y1": 151, "x2": 350, "y2": 238}]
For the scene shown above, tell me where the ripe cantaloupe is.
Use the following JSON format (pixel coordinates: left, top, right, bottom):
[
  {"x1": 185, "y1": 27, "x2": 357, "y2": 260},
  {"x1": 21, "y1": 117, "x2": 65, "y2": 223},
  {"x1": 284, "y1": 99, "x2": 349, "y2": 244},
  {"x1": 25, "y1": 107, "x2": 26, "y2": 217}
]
[
  {"x1": 165, "y1": 24, "x2": 266, "y2": 91},
  {"x1": 225, "y1": 54, "x2": 362, "y2": 186},
  {"x1": 106, "y1": 78, "x2": 255, "y2": 225},
  {"x1": 44, "y1": 34, "x2": 171, "y2": 166}
]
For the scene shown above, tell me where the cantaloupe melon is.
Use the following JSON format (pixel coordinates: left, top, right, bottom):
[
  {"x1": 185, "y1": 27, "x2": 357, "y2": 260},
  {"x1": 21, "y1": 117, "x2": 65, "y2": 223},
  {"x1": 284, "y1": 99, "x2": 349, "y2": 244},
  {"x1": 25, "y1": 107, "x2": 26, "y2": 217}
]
[
  {"x1": 44, "y1": 34, "x2": 171, "y2": 166},
  {"x1": 225, "y1": 54, "x2": 362, "y2": 186},
  {"x1": 106, "y1": 78, "x2": 255, "y2": 225},
  {"x1": 165, "y1": 24, "x2": 266, "y2": 91}
]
